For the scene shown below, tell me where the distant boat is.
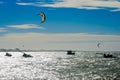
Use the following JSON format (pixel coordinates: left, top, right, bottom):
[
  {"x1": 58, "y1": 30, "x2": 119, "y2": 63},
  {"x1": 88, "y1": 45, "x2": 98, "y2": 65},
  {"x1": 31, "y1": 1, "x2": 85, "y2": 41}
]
[
  {"x1": 23, "y1": 53, "x2": 33, "y2": 58},
  {"x1": 5, "y1": 53, "x2": 12, "y2": 57},
  {"x1": 67, "y1": 50, "x2": 75, "y2": 55},
  {"x1": 103, "y1": 54, "x2": 116, "y2": 58}
]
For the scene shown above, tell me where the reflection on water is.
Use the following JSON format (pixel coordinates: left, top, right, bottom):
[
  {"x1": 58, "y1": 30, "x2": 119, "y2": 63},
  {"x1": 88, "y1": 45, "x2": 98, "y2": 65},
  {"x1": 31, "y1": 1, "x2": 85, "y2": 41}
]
[{"x1": 0, "y1": 51, "x2": 120, "y2": 80}]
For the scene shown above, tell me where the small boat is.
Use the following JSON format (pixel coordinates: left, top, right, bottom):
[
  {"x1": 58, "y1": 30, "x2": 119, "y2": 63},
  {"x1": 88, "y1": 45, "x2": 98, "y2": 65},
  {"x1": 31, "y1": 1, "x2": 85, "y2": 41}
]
[
  {"x1": 103, "y1": 54, "x2": 116, "y2": 58},
  {"x1": 67, "y1": 50, "x2": 75, "y2": 55},
  {"x1": 5, "y1": 53, "x2": 12, "y2": 57},
  {"x1": 23, "y1": 53, "x2": 33, "y2": 58}
]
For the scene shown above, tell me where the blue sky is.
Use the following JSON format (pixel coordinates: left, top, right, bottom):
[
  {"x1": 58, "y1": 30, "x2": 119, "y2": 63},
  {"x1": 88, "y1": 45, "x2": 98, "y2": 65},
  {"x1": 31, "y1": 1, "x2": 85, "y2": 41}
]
[{"x1": 0, "y1": 0, "x2": 120, "y2": 50}]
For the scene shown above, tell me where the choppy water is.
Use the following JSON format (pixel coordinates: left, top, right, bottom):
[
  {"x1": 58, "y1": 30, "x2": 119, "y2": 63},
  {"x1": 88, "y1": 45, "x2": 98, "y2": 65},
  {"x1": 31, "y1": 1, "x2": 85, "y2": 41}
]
[{"x1": 0, "y1": 51, "x2": 120, "y2": 80}]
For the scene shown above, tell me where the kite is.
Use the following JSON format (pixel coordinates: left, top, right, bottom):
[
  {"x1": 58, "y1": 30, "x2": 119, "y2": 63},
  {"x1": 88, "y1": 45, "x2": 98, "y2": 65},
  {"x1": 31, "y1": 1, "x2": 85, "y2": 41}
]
[
  {"x1": 37, "y1": 12, "x2": 46, "y2": 23},
  {"x1": 97, "y1": 42, "x2": 101, "y2": 48}
]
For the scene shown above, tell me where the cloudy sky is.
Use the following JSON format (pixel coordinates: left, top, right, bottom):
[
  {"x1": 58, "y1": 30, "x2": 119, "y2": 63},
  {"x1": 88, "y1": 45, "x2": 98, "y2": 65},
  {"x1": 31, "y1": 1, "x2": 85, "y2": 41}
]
[{"x1": 0, "y1": 0, "x2": 120, "y2": 51}]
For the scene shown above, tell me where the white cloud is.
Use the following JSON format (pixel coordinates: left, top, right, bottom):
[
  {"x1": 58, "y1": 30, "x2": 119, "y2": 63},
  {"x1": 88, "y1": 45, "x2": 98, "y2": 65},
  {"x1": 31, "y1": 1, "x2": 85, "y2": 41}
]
[
  {"x1": 16, "y1": 0, "x2": 120, "y2": 10},
  {"x1": 8, "y1": 24, "x2": 45, "y2": 30},
  {"x1": 0, "y1": 28, "x2": 7, "y2": 32},
  {"x1": 0, "y1": 33, "x2": 120, "y2": 51},
  {"x1": 16, "y1": 2, "x2": 34, "y2": 6}
]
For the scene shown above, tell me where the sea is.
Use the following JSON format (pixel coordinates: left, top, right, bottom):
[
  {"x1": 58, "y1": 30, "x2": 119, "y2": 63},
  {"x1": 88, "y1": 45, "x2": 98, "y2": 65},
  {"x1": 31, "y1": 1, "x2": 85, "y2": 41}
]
[{"x1": 0, "y1": 51, "x2": 120, "y2": 80}]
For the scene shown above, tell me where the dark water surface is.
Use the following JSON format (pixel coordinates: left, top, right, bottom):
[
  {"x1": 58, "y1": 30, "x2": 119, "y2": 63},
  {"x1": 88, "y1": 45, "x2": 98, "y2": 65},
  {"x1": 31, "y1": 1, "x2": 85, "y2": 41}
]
[{"x1": 0, "y1": 51, "x2": 120, "y2": 80}]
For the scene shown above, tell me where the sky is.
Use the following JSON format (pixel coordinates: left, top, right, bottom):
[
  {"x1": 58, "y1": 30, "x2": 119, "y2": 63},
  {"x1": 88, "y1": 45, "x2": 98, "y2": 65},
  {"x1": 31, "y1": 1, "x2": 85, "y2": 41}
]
[{"x1": 0, "y1": 0, "x2": 120, "y2": 51}]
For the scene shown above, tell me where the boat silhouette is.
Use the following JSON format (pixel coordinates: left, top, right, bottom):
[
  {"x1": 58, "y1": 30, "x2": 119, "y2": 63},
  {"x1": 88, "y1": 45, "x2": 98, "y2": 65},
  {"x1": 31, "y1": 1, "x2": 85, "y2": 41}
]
[
  {"x1": 5, "y1": 52, "x2": 12, "y2": 57},
  {"x1": 67, "y1": 50, "x2": 75, "y2": 55},
  {"x1": 23, "y1": 53, "x2": 33, "y2": 58}
]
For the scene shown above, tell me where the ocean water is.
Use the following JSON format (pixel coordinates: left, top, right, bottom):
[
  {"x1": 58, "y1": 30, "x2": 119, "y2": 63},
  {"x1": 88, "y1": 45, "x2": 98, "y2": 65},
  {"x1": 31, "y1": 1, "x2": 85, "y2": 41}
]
[{"x1": 0, "y1": 51, "x2": 120, "y2": 80}]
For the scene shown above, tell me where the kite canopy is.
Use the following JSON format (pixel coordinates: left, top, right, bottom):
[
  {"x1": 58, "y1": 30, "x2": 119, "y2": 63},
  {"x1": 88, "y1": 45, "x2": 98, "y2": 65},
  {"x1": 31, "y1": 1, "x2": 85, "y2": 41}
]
[
  {"x1": 97, "y1": 42, "x2": 101, "y2": 48},
  {"x1": 37, "y1": 12, "x2": 46, "y2": 23}
]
